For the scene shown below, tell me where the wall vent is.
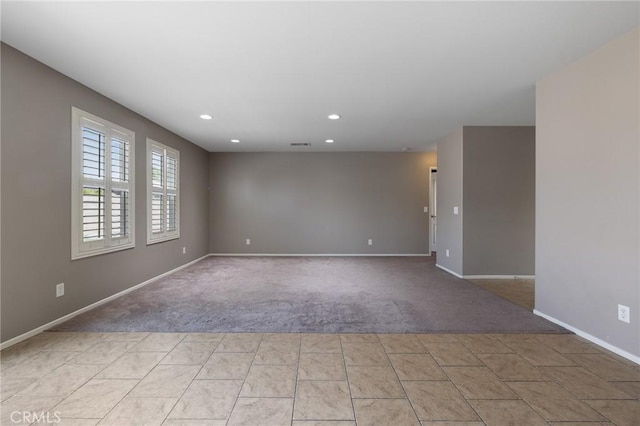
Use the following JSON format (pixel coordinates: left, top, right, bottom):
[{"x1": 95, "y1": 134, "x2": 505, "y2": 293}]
[{"x1": 290, "y1": 142, "x2": 312, "y2": 147}]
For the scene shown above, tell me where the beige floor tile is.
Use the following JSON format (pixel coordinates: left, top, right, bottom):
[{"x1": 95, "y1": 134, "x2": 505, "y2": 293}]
[
  {"x1": 1, "y1": 377, "x2": 36, "y2": 401},
  {"x1": 340, "y1": 334, "x2": 379, "y2": 343},
  {"x1": 506, "y1": 341, "x2": 575, "y2": 366},
  {"x1": 42, "y1": 333, "x2": 104, "y2": 352},
  {"x1": 99, "y1": 396, "x2": 176, "y2": 425},
  {"x1": 534, "y1": 334, "x2": 602, "y2": 354},
  {"x1": 160, "y1": 342, "x2": 217, "y2": 365},
  {"x1": 240, "y1": 365, "x2": 297, "y2": 397},
  {"x1": 476, "y1": 353, "x2": 548, "y2": 381},
  {"x1": 0, "y1": 395, "x2": 64, "y2": 425},
  {"x1": 494, "y1": 334, "x2": 542, "y2": 343},
  {"x1": 547, "y1": 422, "x2": 613, "y2": 426},
  {"x1": 182, "y1": 333, "x2": 225, "y2": 343},
  {"x1": 456, "y1": 334, "x2": 513, "y2": 354},
  {"x1": 585, "y1": 400, "x2": 640, "y2": 426},
  {"x1": 420, "y1": 422, "x2": 483, "y2": 426},
  {"x1": 378, "y1": 334, "x2": 426, "y2": 354},
  {"x1": 228, "y1": 398, "x2": 293, "y2": 426},
  {"x1": 388, "y1": 353, "x2": 448, "y2": 381},
  {"x1": 443, "y1": 367, "x2": 518, "y2": 399},
  {"x1": 298, "y1": 353, "x2": 347, "y2": 381},
  {"x1": 612, "y1": 380, "x2": 640, "y2": 399},
  {"x1": 163, "y1": 420, "x2": 227, "y2": 426},
  {"x1": 422, "y1": 343, "x2": 483, "y2": 366},
  {"x1": 19, "y1": 364, "x2": 104, "y2": 397},
  {"x1": 100, "y1": 332, "x2": 149, "y2": 342},
  {"x1": 96, "y1": 352, "x2": 166, "y2": 379},
  {"x1": 129, "y1": 365, "x2": 200, "y2": 398},
  {"x1": 540, "y1": 366, "x2": 632, "y2": 399},
  {"x1": 130, "y1": 333, "x2": 186, "y2": 352},
  {"x1": 301, "y1": 334, "x2": 342, "y2": 354},
  {"x1": 343, "y1": 342, "x2": 389, "y2": 366},
  {"x1": 401, "y1": 381, "x2": 479, "y2": 421},
  {"x1": 294, "y1": 381, "x2": 354, "y2": 420},
  {"x1": 508, "y1": 381, "x2": 606, "y2": 421},
  {"x1": 292, "y1": 422, "x2": 355, "y2": 426},
  {"x1": 261, "y1": 333, "x2": 302, "y2": 345},
  {"x1": 353, "y1": 399, "x2": 419, "y2": 425},
  {"x1": 2, "y1": 351, "x2": 79, "y2": 378},
  {"x1": 33, "y1": 419, "x2": 100, "y2": 425},
  {"x1": 168, "y1": 380, "x2": 242, "y2": 420},
  {"x1": 54, "y1": 378, "x2": 137, "y2": 418},
  {"x1": 254, "y1": 342, "x2": 300, "y2": 365},
  {"x1": 566, "y1": 353, "x2": 640, "y2": 381},
  {"x1": 70, "y1": 342, "x2": 137, "y2": 365},
  {"x1": 15, "y1": 351, "x2": 80, "y2": 365},
  {"x1": 346, "y1": 365, "x2": 405, "y2": 398},
  {"x1": 1, "y1": 360, "x2": 68, "y2": 379},
  {"x1": 1, "y1": 340, "x2": 50, "y2": 364},
  {"x1": 196, "y1": 352, "x2": 254, "y2": 380},
  {"x1": 469, "y1": 399, "x2": 547, "y2": 426},
  {"x1": 416, "y1": 334, "x2": 459, "y2": 344},
  {"x1": 215, "y1": 334, "x2": 262, "y2": 353}
]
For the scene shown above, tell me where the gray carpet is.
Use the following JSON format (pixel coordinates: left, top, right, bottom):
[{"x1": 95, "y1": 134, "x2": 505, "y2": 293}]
[{"x1": 52, "y1": 256, "x2": 567, "y2": 334}]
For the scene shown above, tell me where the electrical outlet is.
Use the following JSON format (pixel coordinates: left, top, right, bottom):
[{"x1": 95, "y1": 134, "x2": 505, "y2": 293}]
[
  {"x1": 182, "y1": 247, "x2": 186, "y2": 255},
  {"x1": 446, "y1": 249, "x2": 450, "y2": 257},
  {"x1": 56, "y1": 283, "x2": 64, "y2": 298},
  {"x1": 368, "y1": 239, "x2": 373, "y2": 246},
  {"x1": 246, "y1": 238, "x2": 251, "y2": 245},
  {"x1": 424, "y1": 206, "x2": 428, "y2": 213},
  {"x1": 618, "y1": 304, "x2": 630, "y2": 323}
]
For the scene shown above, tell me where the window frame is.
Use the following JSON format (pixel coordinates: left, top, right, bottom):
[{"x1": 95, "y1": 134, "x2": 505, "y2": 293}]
[
  {"x1": 146, "y1": 138, "x2": 180, "y2": 245},
  {"x1": 71, "y1": 107, "x2": 136, "y2": 260}
]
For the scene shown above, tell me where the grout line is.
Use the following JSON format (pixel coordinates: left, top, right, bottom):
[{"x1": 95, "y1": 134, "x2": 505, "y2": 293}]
[{"x1": 338, "y1": 333, "x2": 358, "y2": 423}]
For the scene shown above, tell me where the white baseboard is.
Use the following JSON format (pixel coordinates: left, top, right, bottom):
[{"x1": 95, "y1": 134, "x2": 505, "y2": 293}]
[
  {"x1": 435, "y1": 263, "x2": 464, "y2": 278},
  {"x1": 210, "y1": 253, "x2": 431, "y2": 257},
  {"x1": 463, "y1": 275, "x2": 535, "y2": 279},
  {"x1": 534, "y1": 309, "x2": 640, "y2": 365},
  {"x1": 0, "y1": 254, "x2": 211, "y2": 350}
]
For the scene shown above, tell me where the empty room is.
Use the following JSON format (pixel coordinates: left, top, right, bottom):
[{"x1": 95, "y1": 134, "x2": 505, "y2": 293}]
[{"x1": 1, "y1": 1, "x2": 639, "y2": 425}]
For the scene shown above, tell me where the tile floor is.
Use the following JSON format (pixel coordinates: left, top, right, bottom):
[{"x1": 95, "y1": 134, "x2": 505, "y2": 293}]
[{"x1": 1, "y1": 331, "x2": 639, "y2": 425}]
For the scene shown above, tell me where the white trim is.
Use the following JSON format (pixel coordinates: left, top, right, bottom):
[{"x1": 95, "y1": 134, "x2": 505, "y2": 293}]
[
  {"x1": 534, "y1": 309, "x2": 640, "y2": 365},
  {"x1": 428, "y1": 166, "x2": 437, "y2": 254},
  {"x1": 463, "y1": 275, "x2": 535, "y2": 279},
  {"x1": 146, "y1": 138, "x2": 180, "y2": 245},
  {"x1": 71, "y1": 107, "x2": 136, "y2": 260},
  {"x1": 435, "y1": 263, "x2": 464, "y2": 278},
  {"x1": 210, "y1": 253, "x2": 431, "y2": 257},
  {"x1": 0, "y1": 254, "x2": 210, "y2": 350}
]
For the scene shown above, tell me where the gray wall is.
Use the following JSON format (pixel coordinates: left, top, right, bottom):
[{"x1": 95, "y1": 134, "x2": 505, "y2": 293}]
[
  {"x1": 463, "y1": 126, "x2": 535, "y2": 276},
  {"x1": 1, "y1": 44, "x2": 210, "y2": 342},
  {"x1": 209, "y1": 152, "x2": 436, "y2": 254},
  {"x1": 536, "y1": 28, "x2": 639, "y2": 357},
  {"x1": 434, "y1": 128, "x2": 463, "y2": 274}
]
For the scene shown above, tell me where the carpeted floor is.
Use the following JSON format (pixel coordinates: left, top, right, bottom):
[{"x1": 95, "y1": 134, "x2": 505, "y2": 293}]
[{"x1": 52, "y1": 256, "x2": 567, "y2": 334}]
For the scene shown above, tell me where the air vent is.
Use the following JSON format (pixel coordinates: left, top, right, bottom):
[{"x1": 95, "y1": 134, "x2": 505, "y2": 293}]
[{"x1": 290, "y1": 142, "x2": 312, "y2": 147}]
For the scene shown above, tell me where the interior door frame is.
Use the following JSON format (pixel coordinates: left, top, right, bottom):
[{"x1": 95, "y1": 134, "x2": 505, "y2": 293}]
[{"x1": 428, "y1": 167, "x2": 437, "y2": 254}]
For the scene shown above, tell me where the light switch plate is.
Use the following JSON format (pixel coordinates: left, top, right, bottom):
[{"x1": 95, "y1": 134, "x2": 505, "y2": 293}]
[
  {"x1": 424, "y1": 206, "x2": 428, "y2": 213},
  {"x1": 453, "y1": 206, "x2": 459, "y2": 215}
]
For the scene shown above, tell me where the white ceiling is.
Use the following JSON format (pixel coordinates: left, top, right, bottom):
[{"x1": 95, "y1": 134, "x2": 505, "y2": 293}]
[{"x1": 2, "y1": 1, "x2": 638, "y2": 152}]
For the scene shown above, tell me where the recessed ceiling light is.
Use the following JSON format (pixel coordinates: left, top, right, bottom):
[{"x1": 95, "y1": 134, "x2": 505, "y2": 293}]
[
  {"x1": 199, "y1": 114, "x2": 213, "y2": 120},
  {"x1": 402, "y1": 147, "x2": 412, "y2": 151},
  {"x1": 230, "y1": 139, "x2": 240, "y2": 143},
  {"x1": 325, "y1": 139, "x2": 334, "y2": 143},
  {"x1": 328, "y1": 114, "x2": 341, "y2": 120}
]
